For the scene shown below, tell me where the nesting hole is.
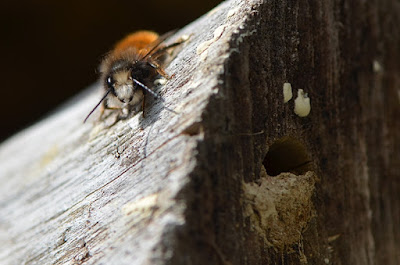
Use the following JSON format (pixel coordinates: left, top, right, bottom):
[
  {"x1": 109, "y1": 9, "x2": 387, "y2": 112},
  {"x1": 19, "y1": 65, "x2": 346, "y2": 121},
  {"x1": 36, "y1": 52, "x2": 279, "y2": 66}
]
[
  {"x1": 263, "y1": 137, "x2": 313, "y2": 176},
  {"x1": 181, "y1": 122, "x2": 203, "y2": 136}
]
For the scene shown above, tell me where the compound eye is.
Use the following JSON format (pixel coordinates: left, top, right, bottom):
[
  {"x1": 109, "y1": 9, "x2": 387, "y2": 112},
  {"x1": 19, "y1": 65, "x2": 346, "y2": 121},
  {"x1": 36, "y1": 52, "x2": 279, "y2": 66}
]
[
  {"x1": 106, "y1": 76, "x2": 113, "y2": 88},
  {"x1": 131, "y1": 65, "x2": 150, "y2": 80}
]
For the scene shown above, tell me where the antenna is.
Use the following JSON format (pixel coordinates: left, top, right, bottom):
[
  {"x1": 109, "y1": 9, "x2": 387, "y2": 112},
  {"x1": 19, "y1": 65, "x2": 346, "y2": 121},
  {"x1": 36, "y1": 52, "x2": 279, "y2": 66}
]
[
  {"x1": 132, "y1": 79, "x2": 160, "y2": 100},
  {"x1": 141, "y1": 30, "x2": 176, "y2": 60},
  {"x1": 84, "y1": 88, "x2": 112, "y2": 123}
]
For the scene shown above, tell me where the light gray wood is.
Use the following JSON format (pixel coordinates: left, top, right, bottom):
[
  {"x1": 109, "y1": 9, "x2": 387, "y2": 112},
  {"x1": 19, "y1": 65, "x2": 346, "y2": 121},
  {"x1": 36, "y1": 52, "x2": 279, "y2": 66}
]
[
  {"x1": 0, "y1": 1, "x2": 258, "y2": 264},
  {"x1": 1, "y1": 0, "x2": 399, "y2": 264}
]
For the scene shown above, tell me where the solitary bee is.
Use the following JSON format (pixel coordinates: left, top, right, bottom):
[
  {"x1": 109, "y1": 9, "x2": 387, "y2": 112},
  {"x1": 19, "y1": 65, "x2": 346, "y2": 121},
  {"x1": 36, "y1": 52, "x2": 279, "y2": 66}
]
[{"x1": 84, "y1": 30, "x2": 185, "y2": 123}]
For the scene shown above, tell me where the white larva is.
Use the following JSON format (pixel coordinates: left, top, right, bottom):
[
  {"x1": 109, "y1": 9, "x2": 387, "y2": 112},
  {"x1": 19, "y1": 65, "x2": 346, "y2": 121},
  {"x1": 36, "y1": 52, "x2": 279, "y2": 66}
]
[
  {"x1": 283, "y1": 82, "x2": 293, "y2": 103},
  {"x1": 294, "y1": 89, "x2": 311, "y2": 117}
]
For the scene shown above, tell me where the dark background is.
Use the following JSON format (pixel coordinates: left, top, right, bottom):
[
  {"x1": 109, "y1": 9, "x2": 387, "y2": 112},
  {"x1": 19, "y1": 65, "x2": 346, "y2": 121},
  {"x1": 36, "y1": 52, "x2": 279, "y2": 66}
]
[{"x1": 0, "y1": 0, "x2": 222, "y2": 142}]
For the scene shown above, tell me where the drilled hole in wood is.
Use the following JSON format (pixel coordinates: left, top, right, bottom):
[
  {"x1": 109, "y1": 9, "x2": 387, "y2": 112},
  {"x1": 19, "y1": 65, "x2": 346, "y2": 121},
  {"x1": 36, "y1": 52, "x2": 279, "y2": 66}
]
[
  {"x1": 181, "y1": 122, "x2": 203, "y2": 136},
  {"x1": 263, "y1": 137, "x2": 313, "y2": 176}
]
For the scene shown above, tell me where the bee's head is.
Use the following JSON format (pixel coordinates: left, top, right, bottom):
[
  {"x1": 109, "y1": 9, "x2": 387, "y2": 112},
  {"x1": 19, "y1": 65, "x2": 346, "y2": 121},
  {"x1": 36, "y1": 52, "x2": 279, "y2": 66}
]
[
  {"x1": 106, "y1": 61, "x2": 153, "y2": 104},
  {"x1": 106, "y1": 70, "x2": 135, "y2": 103}
]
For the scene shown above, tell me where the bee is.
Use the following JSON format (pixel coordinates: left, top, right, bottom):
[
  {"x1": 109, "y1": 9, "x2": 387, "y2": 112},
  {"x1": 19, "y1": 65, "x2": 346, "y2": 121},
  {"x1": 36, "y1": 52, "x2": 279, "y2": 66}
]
[{"x1": 84, "y1": 30, "x2": 185, "y2": 123}]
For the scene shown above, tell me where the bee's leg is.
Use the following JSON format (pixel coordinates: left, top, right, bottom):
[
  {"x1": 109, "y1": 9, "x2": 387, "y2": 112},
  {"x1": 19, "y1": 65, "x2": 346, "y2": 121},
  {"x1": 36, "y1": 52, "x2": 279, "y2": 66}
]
[
  {"x1": 149, "y1": 37, "x2": 189, "y2": 78},
  {"x1": 148, "y1": 60, "x2": 176, "y2": 80},
  {"x1": 155, "y1": 65, "x2": 170, "y2": 79},
  {"x1": 100, "y1": 100, "x2": 123, "y2": 120},
  {"x1": 99, "y1": 102, "x2": 106, "y2": 120}
]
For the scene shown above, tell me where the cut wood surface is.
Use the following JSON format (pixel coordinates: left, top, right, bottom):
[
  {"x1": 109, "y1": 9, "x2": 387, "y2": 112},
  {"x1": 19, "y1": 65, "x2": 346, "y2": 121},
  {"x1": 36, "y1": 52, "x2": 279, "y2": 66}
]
[{"x1": 0, "y1": 0, "x2": 399, "y2": 264}]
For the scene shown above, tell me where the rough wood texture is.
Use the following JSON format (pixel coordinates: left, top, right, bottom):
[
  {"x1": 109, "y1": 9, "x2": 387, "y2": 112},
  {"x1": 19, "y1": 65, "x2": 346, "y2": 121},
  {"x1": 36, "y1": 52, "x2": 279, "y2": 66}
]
[{"x1": 0, "y1": 0, "x2": 399, "y2": 264}]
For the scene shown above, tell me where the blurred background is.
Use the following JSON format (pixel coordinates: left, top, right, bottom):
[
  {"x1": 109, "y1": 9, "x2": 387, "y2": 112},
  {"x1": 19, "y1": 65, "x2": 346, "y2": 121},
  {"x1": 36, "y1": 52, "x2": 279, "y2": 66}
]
[{"x1": 0, "y1": 0, "x2": 223, "y2": 142}]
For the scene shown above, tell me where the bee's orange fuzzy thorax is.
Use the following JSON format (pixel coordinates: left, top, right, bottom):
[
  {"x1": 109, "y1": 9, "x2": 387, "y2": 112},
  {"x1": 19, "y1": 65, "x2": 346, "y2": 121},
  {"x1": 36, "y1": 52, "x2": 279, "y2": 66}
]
[{"x1": 113, "y1": 31, "x2": 159, "y2": 57}]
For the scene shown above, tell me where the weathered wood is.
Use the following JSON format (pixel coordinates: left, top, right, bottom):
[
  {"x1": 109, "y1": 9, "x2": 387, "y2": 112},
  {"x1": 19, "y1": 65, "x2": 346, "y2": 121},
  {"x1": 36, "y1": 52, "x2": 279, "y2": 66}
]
[{"x1": 0, "y1": 0, "x2": 399, "y2": 264}]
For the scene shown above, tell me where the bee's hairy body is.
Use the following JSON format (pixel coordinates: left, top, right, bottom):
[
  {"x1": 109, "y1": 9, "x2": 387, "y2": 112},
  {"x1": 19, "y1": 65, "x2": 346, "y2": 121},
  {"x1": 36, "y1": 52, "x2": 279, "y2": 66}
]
[
  {"x1": 83, "y1": 30, "x2": 186, "y2": 123},
  {"x1": 100, "y1": 31, "x2": 163, "y2": 116}
]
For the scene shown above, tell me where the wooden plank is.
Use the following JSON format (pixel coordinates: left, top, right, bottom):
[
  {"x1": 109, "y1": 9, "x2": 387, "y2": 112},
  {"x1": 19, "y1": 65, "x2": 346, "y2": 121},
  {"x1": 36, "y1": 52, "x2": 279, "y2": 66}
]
[{"x1": 1, "y1": 0, "x2": 399, "y2": 264}]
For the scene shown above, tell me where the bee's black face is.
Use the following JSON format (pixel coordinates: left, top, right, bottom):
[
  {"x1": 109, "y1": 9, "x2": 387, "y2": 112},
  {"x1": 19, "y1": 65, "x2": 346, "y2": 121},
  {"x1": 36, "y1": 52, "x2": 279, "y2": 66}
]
[{"x1": 131, "y1": 62, "x2": 152, "y2": 81}]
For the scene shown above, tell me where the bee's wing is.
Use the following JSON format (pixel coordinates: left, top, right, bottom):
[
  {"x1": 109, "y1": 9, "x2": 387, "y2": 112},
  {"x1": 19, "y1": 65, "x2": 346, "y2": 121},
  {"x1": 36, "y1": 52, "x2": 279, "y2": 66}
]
[{"x1": 141, "y1": 29, "x2": 178, "y2": 60}]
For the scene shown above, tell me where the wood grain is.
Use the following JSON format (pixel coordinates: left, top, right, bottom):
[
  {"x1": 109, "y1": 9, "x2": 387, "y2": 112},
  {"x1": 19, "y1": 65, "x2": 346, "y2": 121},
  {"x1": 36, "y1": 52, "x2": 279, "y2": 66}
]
[{"x1": 0, "y1": 0, "x2": 399, "y2": 264}]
